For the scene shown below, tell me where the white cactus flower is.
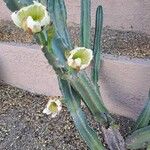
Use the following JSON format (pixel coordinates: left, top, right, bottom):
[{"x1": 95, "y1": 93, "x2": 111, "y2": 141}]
[
  {"x1": 67, "y1": 47, "x2": 93, "y2": 70},
  {"x1": 11, "y1": 1, "x2": 50, "y2": 33},
  {"x1": 43, "y1": 97, "x2": 62, "y2": 118}
]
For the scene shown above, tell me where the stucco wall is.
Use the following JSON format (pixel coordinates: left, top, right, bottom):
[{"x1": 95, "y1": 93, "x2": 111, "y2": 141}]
[
  {"x1": 0, "y1": 0, "x2": 150, "y2": 34},
  {"x1": 0, "y1": 42, "x2": 150, "y2": 119}
]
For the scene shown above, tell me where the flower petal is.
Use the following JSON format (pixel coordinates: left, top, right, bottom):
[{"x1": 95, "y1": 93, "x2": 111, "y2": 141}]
[
  {"x1": 67, "y1": 47, "x2": 93, "y2": 70},
  {"x1": 11, "y1": 11, "x2": 21, "y2": 28},
  {"x1": 51, "y1": 113, "x2": 58, "y2": 118},
  {"x1": 26, "y1": 16, "x2": 41, "y2": 33},
  {"x1": 43, "y1": 108, "x2": 51, "y2": 115},
  {"x1": 43, "y1": 98, "x2": 62, "y2": 117},
  {"x1": 11, "y1": 2, "x2": 50, "y2": 33}
]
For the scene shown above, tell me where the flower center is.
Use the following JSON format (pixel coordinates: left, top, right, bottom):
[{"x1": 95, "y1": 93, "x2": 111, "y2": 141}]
[
  {"x1": 72, "y1": 49, "x2": 89, "y2": 64},
  {"x1": 48, "y1": 102, "x2": 58, "y2": 113}
]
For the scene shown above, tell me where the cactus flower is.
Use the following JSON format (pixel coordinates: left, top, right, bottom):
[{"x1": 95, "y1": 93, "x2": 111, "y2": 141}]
[
  {"x1": 43, "y1": 97, "x2": 62, "y2": 118},
  {"x1": 67, "y1": 47, "x2": 93, "y2": 70},
  {"x1": 11, "y1": 1, "x2": 50, "y2": 33}
]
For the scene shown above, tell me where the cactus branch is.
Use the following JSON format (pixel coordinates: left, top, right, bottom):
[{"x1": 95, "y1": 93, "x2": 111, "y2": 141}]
[
  {"x1": 4, "y1": 0, "x2": 33, "y2": 11},
  {"x1": 80, "y1": 0, "x2": 91, "y2": 48},
  {"x1": 126, "y1": 125, "x2": 150, "y2": 149},
  {"x1": 66, "y1": 72, "x2": 114, "y2": 127},
  {"x1": 47, "y1": 0, "x2": 72, "y2": 49},
  {"x1": 133, "y1": 90, "x2": 150, "y2": 131},
  {"x1": 92, "y1": 6, "x2": 103, "y2": 86},
  {"x1": 35, "y1": 26, "x2": 66, "y2": 76},
  {"x1": 59, "y1": 78, "x2": 106, "y2": 150}
]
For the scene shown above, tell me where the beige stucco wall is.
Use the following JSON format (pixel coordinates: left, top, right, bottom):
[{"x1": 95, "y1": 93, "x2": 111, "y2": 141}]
[{"x1": 0, "y1": 0, "x2": 150, "y2": 34}]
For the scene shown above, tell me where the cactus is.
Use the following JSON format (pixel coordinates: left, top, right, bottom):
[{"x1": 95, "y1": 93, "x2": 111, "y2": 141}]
[
  {"x1": 47, "y1": 0, "x2": 73, "y2": 49},
  {"x1": 67, "y1": 72, "x2": 113, "y2": 126},
  {"x1": 134, "y1": 90, "x2": 150, "y2": 130},
  {"x1": 4, "y1": 0, "x2": 150, "y2": 149},
  {"x1": 80, "y1": 0, "x2": 91, "y2": 48},
  {"x1": 147, "y1": 145, "x2": 150, "y2": 150},
  {"x1": 92, "y1": 6, "x2": 103, "y2": 86},
  {"x1": 133, "y1": 90, "x2": 150, "y2": 131},
  {"x1": 59, "y1": 79, "x2": 106, "y2": 150},
  {"x1": 4, "y1": 0, "x2": 48, "y2": 12},
  {"x1": 4, "y1": 0, "x2": 33, "y2": 11},
  {"x1": 126, "y1": 126, "x2": 150, "y2": 149},
  {"x1": 125, "y1": 90, "x2": 150, "y2": 150}
]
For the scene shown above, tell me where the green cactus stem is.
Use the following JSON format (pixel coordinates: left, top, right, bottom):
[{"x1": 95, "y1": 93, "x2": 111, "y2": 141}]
[
  {"x1": 92, "y1": 6, "x2": 103, "y2": 87},
  {"x1": 133, "y1": 90, "x2": 150, "y2": 131},
  {"x1": 47, "y1": 0, "x2": 73, "y2": 49},
  {"x1": 126, "y1": 125, "x2": 150, "y2": 149},
  {"x1": 66, "y1": 72, "x2": 113, "y2": 127},
  {"x1": 4, "y1": 0, "x2": 33, "y2": 11},
  {"x1": 80, "y1": 0, "x2": 91, "y2": 48},
  {"x1": 35, "y1": 26, "x2": 66, "y2": 76},
  {"x1": 147, "y1": 145, "x2": 150, "y2": 150},
  {"x1": 59, "y1": 79, "x2": 106, "y2": 150}
]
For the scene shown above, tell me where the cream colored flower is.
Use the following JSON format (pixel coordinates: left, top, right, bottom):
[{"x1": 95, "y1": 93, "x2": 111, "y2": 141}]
[
  {"x1": 43, "y1": 97, "x2": 62, "y2": 118},
  {"x1": 67, "y1": 47, "x2": 93, "y2": 70},
  {"x1": 11, "y1": 1, "x2": 50, "y2": 33}
]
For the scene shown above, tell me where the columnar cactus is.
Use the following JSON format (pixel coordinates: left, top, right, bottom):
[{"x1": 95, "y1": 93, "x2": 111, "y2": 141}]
[{"x1": 4, "y1": 0, "x2": 150, "y2": 149}]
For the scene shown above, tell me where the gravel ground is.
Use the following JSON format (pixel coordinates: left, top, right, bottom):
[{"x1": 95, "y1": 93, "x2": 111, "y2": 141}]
[
  {"x1": 0, "y1": 82, "x2": 135, "y2": 150},
  {"x1": 0, "y1": 20, "x2": 34, "y2": 44},
  {"x1": 0, "y1": 20, "x2": 150, "y2": 59}
]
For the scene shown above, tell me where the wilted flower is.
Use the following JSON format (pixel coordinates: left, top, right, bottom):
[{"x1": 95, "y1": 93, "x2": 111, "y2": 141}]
[
  {"x1": 11, "y1": 1, "x2": 50, "y2": 33},
  {"x1": 43, "y1": 97, "x2": 62, "y2": 118},
  {"x1": 67, "y1": 47, "x2": 93, "y2": 70}
]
